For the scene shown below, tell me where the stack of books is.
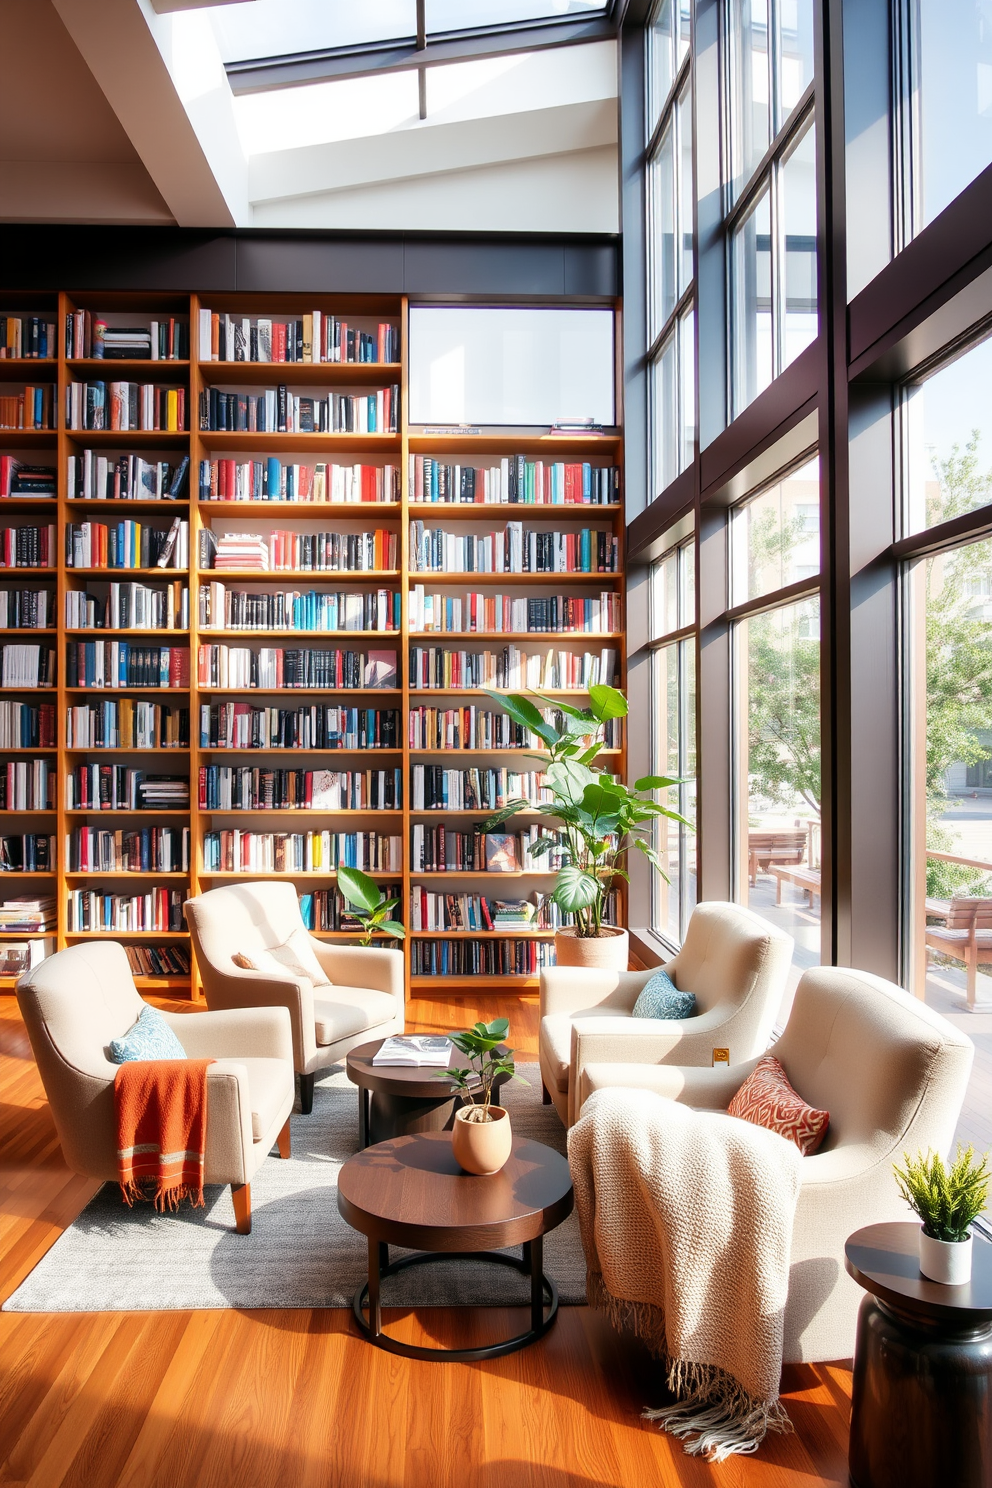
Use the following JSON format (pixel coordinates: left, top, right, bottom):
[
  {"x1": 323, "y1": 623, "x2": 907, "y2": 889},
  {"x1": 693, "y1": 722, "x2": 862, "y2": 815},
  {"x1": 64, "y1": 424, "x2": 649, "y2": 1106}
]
[
  {"x1": 137, "y1": 776, "x2": 190, "y2": 809},
  {"x1": 98, "y1": 325, "x2": 152, "y2": 359},
  {"x1": 214, "y1": 533, "x2": 270, "y2": 571},
  {"x1": 0, "y1": 896, "x2": 56, "y2": 931},
  {"x1": 492, "y1": 899, "x2": 538, "y2": 928}
]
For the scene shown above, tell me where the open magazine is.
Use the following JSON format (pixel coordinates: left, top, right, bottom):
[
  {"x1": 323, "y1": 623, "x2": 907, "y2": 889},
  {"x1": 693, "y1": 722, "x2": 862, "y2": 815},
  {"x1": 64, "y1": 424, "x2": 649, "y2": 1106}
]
[{"x1": 372, "y1": 1035, "x2": 453, "y2": 1067}]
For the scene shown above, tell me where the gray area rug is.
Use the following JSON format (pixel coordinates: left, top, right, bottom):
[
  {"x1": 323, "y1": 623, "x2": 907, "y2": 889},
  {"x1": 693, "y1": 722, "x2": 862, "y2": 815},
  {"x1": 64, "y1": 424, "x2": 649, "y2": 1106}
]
[{"x1": 3, "y1": 1063, "x2": 586, "y2": 1313}]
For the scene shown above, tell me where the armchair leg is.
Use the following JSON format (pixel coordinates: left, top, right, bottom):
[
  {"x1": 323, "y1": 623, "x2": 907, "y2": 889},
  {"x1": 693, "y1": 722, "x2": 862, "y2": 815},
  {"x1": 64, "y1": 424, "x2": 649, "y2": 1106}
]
[
  {"x1": 542, "y1": 1082, "x2": 552, "y2": 1106},
  {"x1": 277, "y1": 1117, "x2": 291, "y2": 1159},
  {"x1": 232, "y1": 1183, "x2": 251, "y2": 1235},
  {"x1": 299, "y1": 1072, "x2": 315, "y2": 1114}
]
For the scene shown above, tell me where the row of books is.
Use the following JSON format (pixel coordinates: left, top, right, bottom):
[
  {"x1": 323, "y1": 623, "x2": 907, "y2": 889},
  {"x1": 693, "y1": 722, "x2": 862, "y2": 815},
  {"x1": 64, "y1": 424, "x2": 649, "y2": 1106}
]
[
  {"x1": 0, "y1": 701, "x2": 55, "y2": 747},
  {"x1": 2, "y1": 645, "x2": 55, "y2": 688},
  {"x1": 199, "y1": 385, "x2": 399, "y2": 436},
  {"x1": 0, "y1": 834, "x2": 53, "y2": 871},
  {"x1": 0, "y1": 459, "x2": 56, "y2": 499},
  {"x1": 66, "y1": 768, "x2": 189, "y2": 811},
  {"x1": 411, "y1": 823, "x2": 567, "y2": 874},
  {"x1": 0, "y1": 386, "x2": 55, "y2": 431},
  {"x1": 198, "y1": 585, "x2": 399, "y2": 634},
  {"x1": 197, "y1": 766, "x2": 402, "y2": 812},
  {"x1": 1, "y1": 316, "x2": 57, "y2": 360},
  {"x1": 409, "y1": 890, "x2": 546, "y2": 933},
  {"x1": 408, "y1": 645, "x2": 620, "y2": 691},
  {"x1": 67, "y1": 826, "x2": 190, "y2": 873},
  {"x1": 408, "y1": 589, "x2": 622, "y2": 636},
  {"x1": 0, "y1": 895, "x2": 56, "y2": 930},
  {"x1": 124, "y1": 944, "x2": 192, "y2": 977},
  {"x1": 199, "y1": 310, "x2": 398, "y2": 365},
  {"x1": 0, "y1": 591, "x2": 52, "y2": 630},
  {"x1": 195, "y1": 644, "x2": 396, "y2": 691},
  {"x1": 407, "y1": 705, "x2": 528, "y2": 751},
  {"x1": 66, "y1": 383, "x2": 187, "y2": 433},
  {"x1": 65, "y1": 643, "x2": 189, "y2": 689},
  {"x1": 201, "y1": 829, "x2": 402, "y2": 875},
  {"x1": 411, "y1": 765, "x2": 551, "y2": 812},
  {"x1": 198, "y1": 703, "x2": 399, "y2": 751},
  {"x1": 409, "y1": 456, "x2": 620, "y2": 506},
  {"x1": 410, "y1": 523, "x2": 620, "y2": 575},
  {"x1": 200, "y1": 527, "x2": 399, "y2": 575},
  {"x1": 65, "y1": 582, "x2": 189, "y2": 633},
  {"x1": 66, "y1": 518, "x2": 188, "y2": 571},
  {"x1": 409, "y1": 939, "x2": 556, "y2": 976},
  {"x1": 0, "y1": 524, "x2": 56, "y2": 569},
  {"x1": 0, "y1": 760, "x2": 53, "y2": 811},
  {"x1": 66, "y1": 453, "x2": 190, "y2": 502},
  {"x1": 65, "y1": 700, "x2": 189, "y2": 749},
  {"x1": 198, "y1": 458, "x2": 399, "y2": 504},
  {"x1": 66, "y1": 887, "x2": 184, "y2": 931},
  {"x1": 66, "y1": 311, "x2": 188, "y2": 361},
  {"x1": 298, "y1": 887, "x2": 402, "y2": 933}
]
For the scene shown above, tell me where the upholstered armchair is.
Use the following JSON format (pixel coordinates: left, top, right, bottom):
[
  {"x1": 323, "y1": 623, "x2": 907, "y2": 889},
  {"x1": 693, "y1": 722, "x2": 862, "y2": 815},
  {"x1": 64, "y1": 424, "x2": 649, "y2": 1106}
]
[
  {"x1": 577, "y1": 965, "x2": 974, "y2": 1362},
  {"x1": 185, "y1": 881, "x2": 404, "y2": 1113},
  {"x1": 16, "y1": 940, "x2": 295, "y2": 1234},
  {"x1": 539, "y1": 900, "x2": 794, "y2": 1126}
]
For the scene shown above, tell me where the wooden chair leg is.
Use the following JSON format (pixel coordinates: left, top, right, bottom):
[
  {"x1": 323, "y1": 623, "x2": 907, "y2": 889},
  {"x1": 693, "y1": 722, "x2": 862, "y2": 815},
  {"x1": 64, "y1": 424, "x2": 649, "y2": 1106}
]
[
  {"x1": 299, "y1": 1072, "x2": 315, "y2": 1114},
  {"x1": 542, "y1": 1082, "x2": 552, "y2": 1106},
  {"x1": 276, "y1": 1116, "x2": 291, "y2": 1159},
  {"x1": 232, "y1": 1183, "x2": 251, "y2": 1234},
  {"x1": 968, "y1": 943, "x2": 978, "y2": 1012}
]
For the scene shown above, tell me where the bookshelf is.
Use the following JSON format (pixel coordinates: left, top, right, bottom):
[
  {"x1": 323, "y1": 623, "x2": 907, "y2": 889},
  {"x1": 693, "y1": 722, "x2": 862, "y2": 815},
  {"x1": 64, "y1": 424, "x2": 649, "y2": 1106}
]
[{"x1": 0, "y1": 289, "x2": 624, "y2": 1001}]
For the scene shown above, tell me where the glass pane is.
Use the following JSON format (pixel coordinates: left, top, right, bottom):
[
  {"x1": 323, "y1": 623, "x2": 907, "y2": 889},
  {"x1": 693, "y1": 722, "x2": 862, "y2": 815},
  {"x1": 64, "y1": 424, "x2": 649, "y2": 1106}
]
[
  {"x1": 648, "y1": 0, "x2": 675, "y2": 127},
  {"x1": 729, "y1": 0, "x2": 771, "y2": 199},
  {"x1": 732, "y1": 455, "x2": 819, "y2": 605},
  {"x1": 681, "y1": 635, "x2": 698, "y2": 937},
  {"x1": 652, "y1": 643, "x2": 682, "y2": 942},
  {"x1": 732, "y1": 185, "x2": 773, "y2": 415},
  {"x1": 917, "y1": 0, "x2": 992, "y2": 230},
  {"x1": 210, "y1": 0, "x2": 417, "y2": 63},
  {"x1": 781, "y1": 119, "x2": 818, "y2": 370},
  {"x1": 651, "y1": 336, "x2": 679, "y2": 496},
  {"x1": 654, "y1": 123, "x2": 677, "y2": 332},
  {"x1": 679, "y1": 540, "x2": 696, "y2": 629},
  {"x1": 679, "y1": 305, "x2": 696, "y2": 467},
  {"x1": 905, "y1": 335, "x2": 992, "y2": 536},
  {"x1": 777, "y1": 0, "x2": 814, "y2": 126},
  {"x1": 740, "y1": 596, "x2": 821, "y2": 972},
  {"x1": 679, "y1": 0, "x2": 692, "y2": 67},
  {"x1": 427, "y1": 1, "x2": 607, "y2": 26},
  {"x1": 679, "y1": 81, "x2": 694, "y2": 295},
  {"x1": 652, "y1": 550, "x2": 680, "y2": 639}
]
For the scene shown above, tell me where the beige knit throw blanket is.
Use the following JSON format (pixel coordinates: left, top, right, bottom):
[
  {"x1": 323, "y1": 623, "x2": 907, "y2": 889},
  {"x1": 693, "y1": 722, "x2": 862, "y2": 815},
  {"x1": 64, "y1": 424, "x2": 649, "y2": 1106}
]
[{"x1": 568, "y1": 1087, "x2": 803, "y2": 1462}]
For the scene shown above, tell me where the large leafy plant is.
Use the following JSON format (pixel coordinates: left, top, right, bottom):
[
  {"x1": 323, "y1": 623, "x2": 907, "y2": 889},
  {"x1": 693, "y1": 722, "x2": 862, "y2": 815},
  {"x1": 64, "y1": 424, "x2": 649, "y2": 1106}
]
[
  {"x1": 443, "y1": 1017, "x2": 525, "y2": 1123},
  {"x1": 336, "y1": 865, "x2": 406, "y2": 947},
  {"x1": 482, "y1": 685, "x2": 689, "y2": 938},
  {"x1": 894, "y1": 1145, "x2": 991, "y2": 1243}
]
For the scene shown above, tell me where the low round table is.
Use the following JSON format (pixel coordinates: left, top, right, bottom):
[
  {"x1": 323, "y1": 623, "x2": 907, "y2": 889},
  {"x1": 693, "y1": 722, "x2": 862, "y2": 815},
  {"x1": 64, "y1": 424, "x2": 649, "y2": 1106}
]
[
  {"x1": 337, "y1": 1130, "x2": 574, "y2": 1361},
  {"x1": 845, "y1": 1221, "x2": 992, "y2": 1488},
  {"x1": 345, "y1": 1038, "x2": 508, "y2": 1148}
]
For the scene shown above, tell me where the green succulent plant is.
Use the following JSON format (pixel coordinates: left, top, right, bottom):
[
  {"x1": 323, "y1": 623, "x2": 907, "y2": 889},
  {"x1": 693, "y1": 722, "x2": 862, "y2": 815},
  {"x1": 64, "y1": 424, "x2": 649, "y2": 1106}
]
[
  {"x1": 336, "y1": 864, "x2": 406, "y2": 947},
  {"x1": 441, "y1": 1017, "x2": 526, "y2": 1123},
  {"x1": 894, "y1": 1145, "x2": 991, "y2": 1243}
]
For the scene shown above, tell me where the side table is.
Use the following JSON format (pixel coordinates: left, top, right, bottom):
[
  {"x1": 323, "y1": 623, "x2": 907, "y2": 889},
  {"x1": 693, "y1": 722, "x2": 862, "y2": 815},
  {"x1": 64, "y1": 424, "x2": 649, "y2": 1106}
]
[
  {"x1": 346, "y1": 1037, "x2": 508, "y2": 1148},
  {"x1": 845, "y1": 1221, "x2": 992, "y2": 1488}
]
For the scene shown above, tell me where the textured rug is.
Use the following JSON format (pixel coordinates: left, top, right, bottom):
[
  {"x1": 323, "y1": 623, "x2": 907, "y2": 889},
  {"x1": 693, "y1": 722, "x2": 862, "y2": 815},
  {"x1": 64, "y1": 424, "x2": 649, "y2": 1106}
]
[{"x1": 3, "y1": 1063, "x2": 586, "y2": 1313}]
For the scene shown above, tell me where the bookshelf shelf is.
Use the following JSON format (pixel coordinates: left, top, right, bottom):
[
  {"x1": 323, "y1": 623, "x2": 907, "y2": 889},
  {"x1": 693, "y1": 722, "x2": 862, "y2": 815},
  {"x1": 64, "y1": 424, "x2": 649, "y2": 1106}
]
[{"x1": 0, "y1": 286, "x2": 624, "y2": 1005}]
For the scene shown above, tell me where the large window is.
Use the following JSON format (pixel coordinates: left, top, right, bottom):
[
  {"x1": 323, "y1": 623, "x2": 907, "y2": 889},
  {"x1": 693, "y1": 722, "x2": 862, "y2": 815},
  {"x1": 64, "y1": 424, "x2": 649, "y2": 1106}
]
[{"x1": 649, "y1": 539, "x2": 697, "y2": 943}]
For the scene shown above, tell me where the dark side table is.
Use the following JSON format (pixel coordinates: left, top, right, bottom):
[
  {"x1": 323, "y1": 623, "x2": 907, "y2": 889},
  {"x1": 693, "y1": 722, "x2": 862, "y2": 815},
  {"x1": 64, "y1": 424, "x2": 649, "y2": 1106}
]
[
  {"x1": 845, "y1": 1221, "x2": 992, "y2": 1488},
  {"x1": 346, "y1": 1037, "x2": 508, "y2": 1148}
]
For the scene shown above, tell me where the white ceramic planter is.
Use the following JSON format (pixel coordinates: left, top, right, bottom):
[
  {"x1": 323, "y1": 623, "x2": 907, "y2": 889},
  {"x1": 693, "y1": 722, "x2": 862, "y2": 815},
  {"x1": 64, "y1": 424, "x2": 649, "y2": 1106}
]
[{"x1": 919, "y1": 1228, "x2": 973, "y2": 1285}]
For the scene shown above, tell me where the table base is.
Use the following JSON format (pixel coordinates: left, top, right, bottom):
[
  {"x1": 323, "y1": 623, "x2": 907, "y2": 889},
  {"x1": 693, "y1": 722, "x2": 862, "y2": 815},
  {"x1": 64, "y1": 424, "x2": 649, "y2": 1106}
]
[{"x1": 352, "y1": 1237, "x2": 559, "y2": 1361}]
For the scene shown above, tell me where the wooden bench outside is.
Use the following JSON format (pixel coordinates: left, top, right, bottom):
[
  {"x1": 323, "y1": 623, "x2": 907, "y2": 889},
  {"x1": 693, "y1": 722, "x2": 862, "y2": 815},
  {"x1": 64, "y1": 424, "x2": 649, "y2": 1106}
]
[
  {"x1": 925, "y1": 896, "x2": 992, "y2": 1011},
  {"x1": 748, "y1": 829, "x2": 808, "y2": 887},
  {"x1": 770, "y1": 865, "x2": 821, "y2": 906}
]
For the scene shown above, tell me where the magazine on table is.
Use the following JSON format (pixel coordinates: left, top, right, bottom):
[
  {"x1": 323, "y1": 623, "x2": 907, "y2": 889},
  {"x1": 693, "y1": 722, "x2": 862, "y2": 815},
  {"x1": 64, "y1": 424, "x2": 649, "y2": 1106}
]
[{"x1": 372, "y1": 1035, "x2": 453, "y2": 1067}]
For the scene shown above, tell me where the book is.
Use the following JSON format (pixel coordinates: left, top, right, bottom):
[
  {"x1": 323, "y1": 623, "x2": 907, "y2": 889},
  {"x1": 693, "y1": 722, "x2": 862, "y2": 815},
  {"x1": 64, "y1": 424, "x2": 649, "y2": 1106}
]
[
  {"x1": 371, "y1": 1035, "x2": 453, "y2": 1067},
  {"x1": 365, "y1": 650, "x2": 397, "y2": 688},
  {"x1": 485, "y1": 834, "x2": 519, "y2": 872}
]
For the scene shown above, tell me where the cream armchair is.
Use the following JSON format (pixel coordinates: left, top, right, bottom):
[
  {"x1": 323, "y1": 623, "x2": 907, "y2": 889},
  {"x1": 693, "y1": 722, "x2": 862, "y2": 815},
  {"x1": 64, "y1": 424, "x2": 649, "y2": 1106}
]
[
  {"x1": 16, "y1": 941, "x2": 295, "y2": 1234},
  {"x1": 577, "y1": 966, "x2": 974, "y2": 1362},
  {"x1": 540, "y1": 900, "x2": 794, "y2": 1126},
  {"x1": 185, "y1": 881, "x2": 404, "y2": 1113}
]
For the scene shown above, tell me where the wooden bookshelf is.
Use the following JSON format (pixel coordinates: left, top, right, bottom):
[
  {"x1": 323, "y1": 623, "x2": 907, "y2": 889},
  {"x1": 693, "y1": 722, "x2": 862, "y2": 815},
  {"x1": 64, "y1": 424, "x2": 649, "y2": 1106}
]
[{"x1": 0, "y1": 289, "x2": 624, "y2": 1001}]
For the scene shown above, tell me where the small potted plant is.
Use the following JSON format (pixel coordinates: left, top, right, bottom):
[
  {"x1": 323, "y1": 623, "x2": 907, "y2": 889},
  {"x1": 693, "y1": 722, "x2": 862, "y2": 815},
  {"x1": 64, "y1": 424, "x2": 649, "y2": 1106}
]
[
  {"x1": 894, "y1": 1145, "x2": 991, "y2": 1284},
  {"x1": 336, "y1": 865, "x2": 406, "y2": 947},
  {"x1": 443, "y1": 1017, "x2": 524, "y2": 1176},
  {"x1": 483, "y1": 684, "x2": 688, "y2": 971}
]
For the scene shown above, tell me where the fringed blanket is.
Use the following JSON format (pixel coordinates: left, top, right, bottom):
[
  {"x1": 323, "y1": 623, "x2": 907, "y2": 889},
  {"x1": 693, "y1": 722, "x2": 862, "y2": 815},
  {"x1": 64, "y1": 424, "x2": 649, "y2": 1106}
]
[
  {"x1": 114, "y1": 1059, "x2": 213, "y2": 1210},
  {"x1": 568, "y1": 1087, "x2": 803, "y2": 1462}
]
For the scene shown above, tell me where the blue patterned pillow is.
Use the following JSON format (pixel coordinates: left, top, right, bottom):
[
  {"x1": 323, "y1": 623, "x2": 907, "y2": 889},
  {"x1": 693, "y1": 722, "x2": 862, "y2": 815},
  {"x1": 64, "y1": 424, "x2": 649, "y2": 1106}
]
[
  {"x1": 108, "y1": 1005, "x2": 187, "y2": 1064},
  {"x1": 631, "y1": 969, "x2": 697, "y2": 1020}
]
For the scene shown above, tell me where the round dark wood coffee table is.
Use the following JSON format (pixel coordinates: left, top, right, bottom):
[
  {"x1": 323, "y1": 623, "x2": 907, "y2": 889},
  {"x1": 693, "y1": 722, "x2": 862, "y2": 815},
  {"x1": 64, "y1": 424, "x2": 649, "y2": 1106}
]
[
  {"x1": 345, "y1": 1037, "x2": 508, "y2": 1148},
  {"x1": 337, "y1": 1130, "x2": 574, "y2": 1361},
  {"x1": 845, "y1": 1221, "x2": 992, "y2": 1488}
]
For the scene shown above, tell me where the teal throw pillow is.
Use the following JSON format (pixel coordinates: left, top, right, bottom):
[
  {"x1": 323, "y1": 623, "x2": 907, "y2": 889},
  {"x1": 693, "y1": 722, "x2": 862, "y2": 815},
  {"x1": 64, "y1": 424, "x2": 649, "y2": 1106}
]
[
  {"x1": 631, "y1": 969, "x2": 697, "y2": 1020},
  {"x1": 109, "y1": 1005, "x2": 187, "y2": 1064}
]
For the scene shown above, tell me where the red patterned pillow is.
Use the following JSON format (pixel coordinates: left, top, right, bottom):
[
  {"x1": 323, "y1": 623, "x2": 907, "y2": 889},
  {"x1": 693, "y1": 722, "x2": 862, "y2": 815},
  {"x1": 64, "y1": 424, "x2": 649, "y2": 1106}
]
[{"x1": 727, "y1": 1054, "x2": 829, "y2": 1155}]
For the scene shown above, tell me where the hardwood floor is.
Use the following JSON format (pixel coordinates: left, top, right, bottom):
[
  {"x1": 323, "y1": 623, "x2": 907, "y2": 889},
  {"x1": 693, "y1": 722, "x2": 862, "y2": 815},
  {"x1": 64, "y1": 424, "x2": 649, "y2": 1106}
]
[{"x1": 0, "y1": 992, "x2": 852, "y2": 1488}]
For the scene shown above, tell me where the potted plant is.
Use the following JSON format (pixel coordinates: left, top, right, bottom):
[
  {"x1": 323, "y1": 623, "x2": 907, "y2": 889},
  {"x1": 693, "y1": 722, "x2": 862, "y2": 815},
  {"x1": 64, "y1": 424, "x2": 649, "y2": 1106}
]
[
  {"x1": 894, "y1": 1145, "x2": 991, "y2": 1284},
  {"x1": 336, "y1": 865, "x2": 406, "y2": 947},
  {"x1": 442, "y1": 1017, "x2": 524, "y2": 1175},
  {"x1": 483, "y1": 684, "x2": 688, "y2": 971}
]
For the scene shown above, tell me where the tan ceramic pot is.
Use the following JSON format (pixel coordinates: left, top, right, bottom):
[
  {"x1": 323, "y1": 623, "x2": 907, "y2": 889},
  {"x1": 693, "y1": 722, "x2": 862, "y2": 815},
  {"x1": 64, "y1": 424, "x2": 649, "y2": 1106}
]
[
  {"x1": 554, "y1": 926, "x2": 629, "y2": 971},
  {"x1": 452, "y1": 1104, "x2": 513, "y2": 1175}
]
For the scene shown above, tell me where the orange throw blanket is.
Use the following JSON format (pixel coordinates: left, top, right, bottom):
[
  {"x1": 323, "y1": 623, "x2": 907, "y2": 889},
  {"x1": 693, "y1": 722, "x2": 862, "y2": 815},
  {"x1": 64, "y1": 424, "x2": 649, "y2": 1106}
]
[{"x1": 114, "y1": 1059, "x2": 213, "y2": 1210}]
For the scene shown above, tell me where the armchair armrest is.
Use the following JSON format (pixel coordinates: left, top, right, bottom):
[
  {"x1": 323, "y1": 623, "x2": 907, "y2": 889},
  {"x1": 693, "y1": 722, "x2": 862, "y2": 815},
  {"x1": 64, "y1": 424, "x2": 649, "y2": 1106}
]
[
  {"x1": 312, "y1": 942, "x2": 404, "y2": 1010},
  {"x1": 195, "y1": 965, "x2": 315, "y2": 1073},
  {"x1": 575, "y1": 1056, "x2": 758, "y2": 1123},
  {"x1": 540, "y1": 965, "x2": 657, "y2": 1019},
  {"x1": 164, "y1": 1005, "x2": 293, "y2": 1066},
  {"x1": 202, "y1": 1059, "x2": 254, "y2": 1187}
]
